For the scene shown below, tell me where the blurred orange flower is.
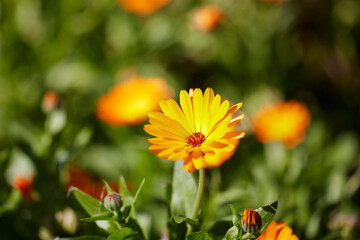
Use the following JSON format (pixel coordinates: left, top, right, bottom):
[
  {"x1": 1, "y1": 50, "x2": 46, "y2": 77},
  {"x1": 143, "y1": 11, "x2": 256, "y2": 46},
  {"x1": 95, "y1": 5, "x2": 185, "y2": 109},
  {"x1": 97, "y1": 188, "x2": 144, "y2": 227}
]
[
  {"x1": 116, "y1": 0, "x2": 171, "y2": 16},
  {"x1": 258, "y1": 221, "x2": 299, "y2": 240},
  {"x1": 252, "y1": 101, "x2": 311, "y2": 148},
  {"x1": 12, "y1": 174, "x2": 34, "y2": 201},
  {"x1": 66, "y1": 165, "x2": 119, "y2": 200},
  {"x1": 42, "y1": 90, "x2": 59, "y2": 111},
  {"x1": 191, "y1": 6, "x2": 224, "y2": 32},
  {"x1": 96, "y1": 76, "x2": 173, "y2": 126},
  {"x1": 144, "y1": 88, "x2": 244, "y2": 173}
]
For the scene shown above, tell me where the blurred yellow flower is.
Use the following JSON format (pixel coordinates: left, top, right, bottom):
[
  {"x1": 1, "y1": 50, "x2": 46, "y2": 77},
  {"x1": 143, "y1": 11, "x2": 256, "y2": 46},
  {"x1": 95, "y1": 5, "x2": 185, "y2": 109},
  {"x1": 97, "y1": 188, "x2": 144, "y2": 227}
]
[
  {"x1": 252, "y1": 101, "x2": 311, "y2": 148},
  {"x1": 191, "y1": 6, "x2": 224, "y2": 32},
  {"x1": 144, "y1": 88, "x2": 244, "y2": 173},
  {"x1": 116, "y1": 0, "x2": 171, "y2": 16},
  {"x1": 258, "y1": 221, "x2": 299, "y2": 240},
  {"x1": 96, "y1": 76, "x2": 173, "y2": 126}
]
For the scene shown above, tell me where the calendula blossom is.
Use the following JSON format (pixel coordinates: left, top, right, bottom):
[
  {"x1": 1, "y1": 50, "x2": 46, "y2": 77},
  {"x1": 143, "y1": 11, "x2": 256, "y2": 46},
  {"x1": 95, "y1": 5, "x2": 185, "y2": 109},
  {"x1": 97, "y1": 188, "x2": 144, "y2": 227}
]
[
  {"x1": 252, "y1": 101, "x2": 311, "y2": 148},
  {"x1": 257, "y1": 221, "x2": 299, "y2": 240},
  {"x1": 144, "y1": 88, "x2": 244, "y2": 173}
]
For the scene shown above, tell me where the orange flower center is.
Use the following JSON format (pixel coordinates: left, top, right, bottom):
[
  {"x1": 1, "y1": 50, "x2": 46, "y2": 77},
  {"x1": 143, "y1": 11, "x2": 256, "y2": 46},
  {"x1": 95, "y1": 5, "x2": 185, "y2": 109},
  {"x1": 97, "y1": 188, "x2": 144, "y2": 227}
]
[{"x1": 188, "y1": 132, "x2": 206, "y2": 147}]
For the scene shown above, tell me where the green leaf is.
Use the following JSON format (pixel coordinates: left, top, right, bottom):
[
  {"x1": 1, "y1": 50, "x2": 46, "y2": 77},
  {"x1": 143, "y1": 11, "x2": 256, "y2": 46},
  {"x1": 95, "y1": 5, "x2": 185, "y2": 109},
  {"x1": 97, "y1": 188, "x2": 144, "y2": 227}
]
[
  {"x1": 186, "y1": 231, "x2": 213, "y2": 240},
  {"x1": 257, "y1": 200, "x2": 278, "y2": 234},
  {"x1": 70, "y1": 187, "x2": 120, "y2": 233},
  {"x1": 119, "y1": 176, "x2": 133, "y2": 206},
  {"x1": 225, "y1": 226, "x2": 239, "y2": 240},
  {"x1": 107, "y1": 227, "x2": 140, "y2": 240},
  {"x1": 229, "y1": 204, "x2": 242, "y2": 231},
  {"x1": 0, "y1": 189, "x2": 22, "y2": 216},
  {"x1": 125, "y1": 178, "x2": 145, "y2": 222},
  {"x1": 103, "y1": 180, "x2": 116, "y2": 194},
  {"x1": 174, "y1": 215, "x2": 198, "y2": 226},
  {"x1": 70, "y1": 187, "x2": 105, "y2": 216},
  {"x1": 59, "y1": 236, "x2": 106, "y2": 240},
  {"x1": 171, "y1": 160, "x2": 197, "y2": 217},
  {"x1": 81, "y1": 212, "x2": 118, "y2": 222}
]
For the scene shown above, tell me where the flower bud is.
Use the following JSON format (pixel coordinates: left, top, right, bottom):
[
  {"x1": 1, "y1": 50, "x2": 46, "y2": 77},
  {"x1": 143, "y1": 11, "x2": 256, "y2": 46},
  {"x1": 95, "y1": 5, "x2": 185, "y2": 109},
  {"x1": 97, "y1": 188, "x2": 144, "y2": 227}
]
[
  {"x1": 242, "y1": 208, "x2": 262, "y2": 233},
  {"x1": 103, "y1": 193, "x2": 123, "y2": 212}
]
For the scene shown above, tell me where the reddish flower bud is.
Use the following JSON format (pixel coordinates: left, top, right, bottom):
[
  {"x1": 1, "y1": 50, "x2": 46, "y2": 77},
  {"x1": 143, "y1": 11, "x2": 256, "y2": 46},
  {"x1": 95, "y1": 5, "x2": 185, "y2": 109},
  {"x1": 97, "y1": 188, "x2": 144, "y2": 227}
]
[{"x1": 242, "y1": 208, "x2": 262, "y2": 233}]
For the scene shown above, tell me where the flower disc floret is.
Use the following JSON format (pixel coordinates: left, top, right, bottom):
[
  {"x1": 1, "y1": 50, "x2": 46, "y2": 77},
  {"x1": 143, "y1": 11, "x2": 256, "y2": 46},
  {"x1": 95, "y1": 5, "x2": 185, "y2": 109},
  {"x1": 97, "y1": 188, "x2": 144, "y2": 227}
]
[{"x1": 144, "y1": 88, "x2": 245, "y2": 172}]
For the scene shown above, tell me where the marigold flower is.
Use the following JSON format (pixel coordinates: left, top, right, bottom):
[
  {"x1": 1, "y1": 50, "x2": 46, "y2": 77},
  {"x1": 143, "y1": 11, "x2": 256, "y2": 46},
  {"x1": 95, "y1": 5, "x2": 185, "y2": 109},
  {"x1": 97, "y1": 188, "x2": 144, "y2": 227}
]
[
  {"x1": 144, "y1": 88, "x2": 245, "y2": 173},
  {"x1": 42, "y1": 90, "x2": 59, "y2": 112},
  {"x1": 96, "y1": 76, "x2": 173, "y2": 126},
  {"x1": 242, "y1": 208, "x2": 262, "y2": 233},
  {"x1": 191, "y1": 6, "x2": 224, "y2": 32},
  {"x1": 116, "y1": 0, "x2": 171, "y2": 16},
  {"x1": 258, "y1": 221, "x2": 299, "y2": 240},
  {"x1": 252, "y1": 101, "x2": 311, "y2": 148},
  {"x1": 12, "y1": 174, "x2": 34, "y2": 200}
]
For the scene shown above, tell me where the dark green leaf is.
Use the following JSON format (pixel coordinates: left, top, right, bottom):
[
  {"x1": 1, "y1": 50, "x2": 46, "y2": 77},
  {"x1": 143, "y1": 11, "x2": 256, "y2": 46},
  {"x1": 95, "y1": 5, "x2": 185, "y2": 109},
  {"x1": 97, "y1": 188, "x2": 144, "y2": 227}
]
[
  {"x1": 186, "y1": 231, "x2": 213, "y2": 240},
  {"x1": 70, "y1": 187, "x2": 120, "y2": 233},
  {"x1": 81, "y1": 212, "x2": 118, "y2": 222},
  {"x1": 174, "y1": 215, "x2": 198, "y2": 226},
  {"x1": 107, "y1": 227, "x2": 140, "y2": 240},
  {"x1": 171, "y1": 160, "x2": 197, "y2": 217},
  {"x1": 257, "y1": 201, "x2": 278, "y2": 234}
]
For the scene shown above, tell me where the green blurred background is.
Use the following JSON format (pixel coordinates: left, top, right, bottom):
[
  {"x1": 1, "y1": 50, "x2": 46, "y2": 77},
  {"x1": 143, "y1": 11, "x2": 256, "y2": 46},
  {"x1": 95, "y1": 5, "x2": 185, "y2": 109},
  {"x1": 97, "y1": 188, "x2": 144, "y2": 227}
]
[{"x1": 0, "y1": 0, "x2": 360, "y2": 239}]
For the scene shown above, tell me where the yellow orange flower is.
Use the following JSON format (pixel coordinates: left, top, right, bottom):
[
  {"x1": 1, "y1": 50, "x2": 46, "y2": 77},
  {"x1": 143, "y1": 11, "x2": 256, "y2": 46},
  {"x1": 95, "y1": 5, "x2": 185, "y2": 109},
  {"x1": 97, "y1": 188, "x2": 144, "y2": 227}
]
[
  {"x1": 144, "y1": 88, "x2": 245, "y2": 173},
  {"x1": 191, "y1": 6, "x2": 224, "y2": 32},
  {"x1": 12, "y1": 174, "x2": 34, "y2": 200},
  {"x1": 116, "y1": 0, "x2": 171, "y2": 16},
  {"x1": 96, "y1": 76, "x2": 173, "y2": 126},
  {"x1": 252, "y1": 101, "x2": 311, "y2": 148},
  {"x1": 242, "y1": 208, "x2": 262, "y2": 233},
  {"x1": 258, "y1": 221, "x2": 299, "y2": 240}
]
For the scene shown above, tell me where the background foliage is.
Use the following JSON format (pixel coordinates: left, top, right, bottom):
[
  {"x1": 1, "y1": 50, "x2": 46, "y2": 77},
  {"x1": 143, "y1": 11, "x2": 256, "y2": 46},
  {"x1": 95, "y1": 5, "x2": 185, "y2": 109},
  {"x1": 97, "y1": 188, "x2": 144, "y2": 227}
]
[{"x1": 0, "y1": 0, "x2": 360, "y2": 239}]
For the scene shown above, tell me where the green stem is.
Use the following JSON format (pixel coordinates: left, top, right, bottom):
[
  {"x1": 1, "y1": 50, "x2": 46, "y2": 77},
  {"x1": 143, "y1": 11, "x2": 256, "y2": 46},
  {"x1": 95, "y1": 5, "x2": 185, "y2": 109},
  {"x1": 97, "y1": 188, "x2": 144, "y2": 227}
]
[{"x1": 187, "y1": 168, "x2": 205, "y2": 235}]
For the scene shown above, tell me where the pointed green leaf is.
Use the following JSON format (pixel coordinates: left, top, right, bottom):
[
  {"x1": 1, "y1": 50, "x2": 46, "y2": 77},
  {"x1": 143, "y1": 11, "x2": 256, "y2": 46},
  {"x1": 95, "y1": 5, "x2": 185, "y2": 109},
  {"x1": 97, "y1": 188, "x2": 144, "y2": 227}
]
[
  {"x1": 125, "y1": 178, "x2": 145, "y2": 222},
  {"x1": 81, "y1": 212, "x2": 118, "y2": 222},
  {"x1": 186, "y1": 231, "x2": 213, "y2": 240},
  {"x1": 107, "y1": 227, "x2": 140, "y2": 240},
  {"x1": 171, "y1": 160, "x2": 197, "y2": 217},
  {"x1": 70, "y1": 187, "x2": 105, "y2": 216},
  {"x1": 257, "y1": 201, "x2": 278, "y2": 234},
  {"x1": 70, "y1": 187, "x2": 119, "y2": 233},
  {"x1": 103, "y1": 180, "x2": 116, "y2": 194},
  {"x1": 174, "y1": 215, "x2": 199, "y2": 226}
]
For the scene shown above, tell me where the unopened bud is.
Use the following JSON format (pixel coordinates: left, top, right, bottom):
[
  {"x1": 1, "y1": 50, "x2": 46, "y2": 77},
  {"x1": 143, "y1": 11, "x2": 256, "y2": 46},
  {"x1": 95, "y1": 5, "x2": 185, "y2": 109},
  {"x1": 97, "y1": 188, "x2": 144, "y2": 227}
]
[
  {"x1": 242, "y1": 208, "x2": 262, "y2": 233},
  {"x1": 103, "y1": 193, "x2": 123, "y2": 212}
]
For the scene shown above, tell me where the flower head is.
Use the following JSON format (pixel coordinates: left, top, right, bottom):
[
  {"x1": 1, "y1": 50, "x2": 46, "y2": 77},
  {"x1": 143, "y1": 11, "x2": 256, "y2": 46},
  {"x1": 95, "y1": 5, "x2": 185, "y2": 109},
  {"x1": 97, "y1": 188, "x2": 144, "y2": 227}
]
[
  {"x1": 252, "y1": 101, "x2": 311, "y2": 148},
  {"x1": 96, "y1": 76, "x2": 173, "y2": 126},
  {"x1": 116, "y1": 0, "x2": 171, "y2": 16},
  {"x1": 103, "y1": 193, "x2": 123, "y2": 212},
  {"x1": 12, "y1": 174, "x2": 34, "y2": 200},
  {"x1": 42, "y1": 90, "x2": 59, "y2": 112},
  {"x1": 258, "y1": 221, "x2": 299, "y2": 240},
  {"x1": 191, "y1": 6, "x2": 224, "y2": 32},
  {"x1": 242, "y1": 208, "x2": 262, "y2": 233},
  {"x1": 144, "y1": 88, "x2": 244, "y2": 173}
]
